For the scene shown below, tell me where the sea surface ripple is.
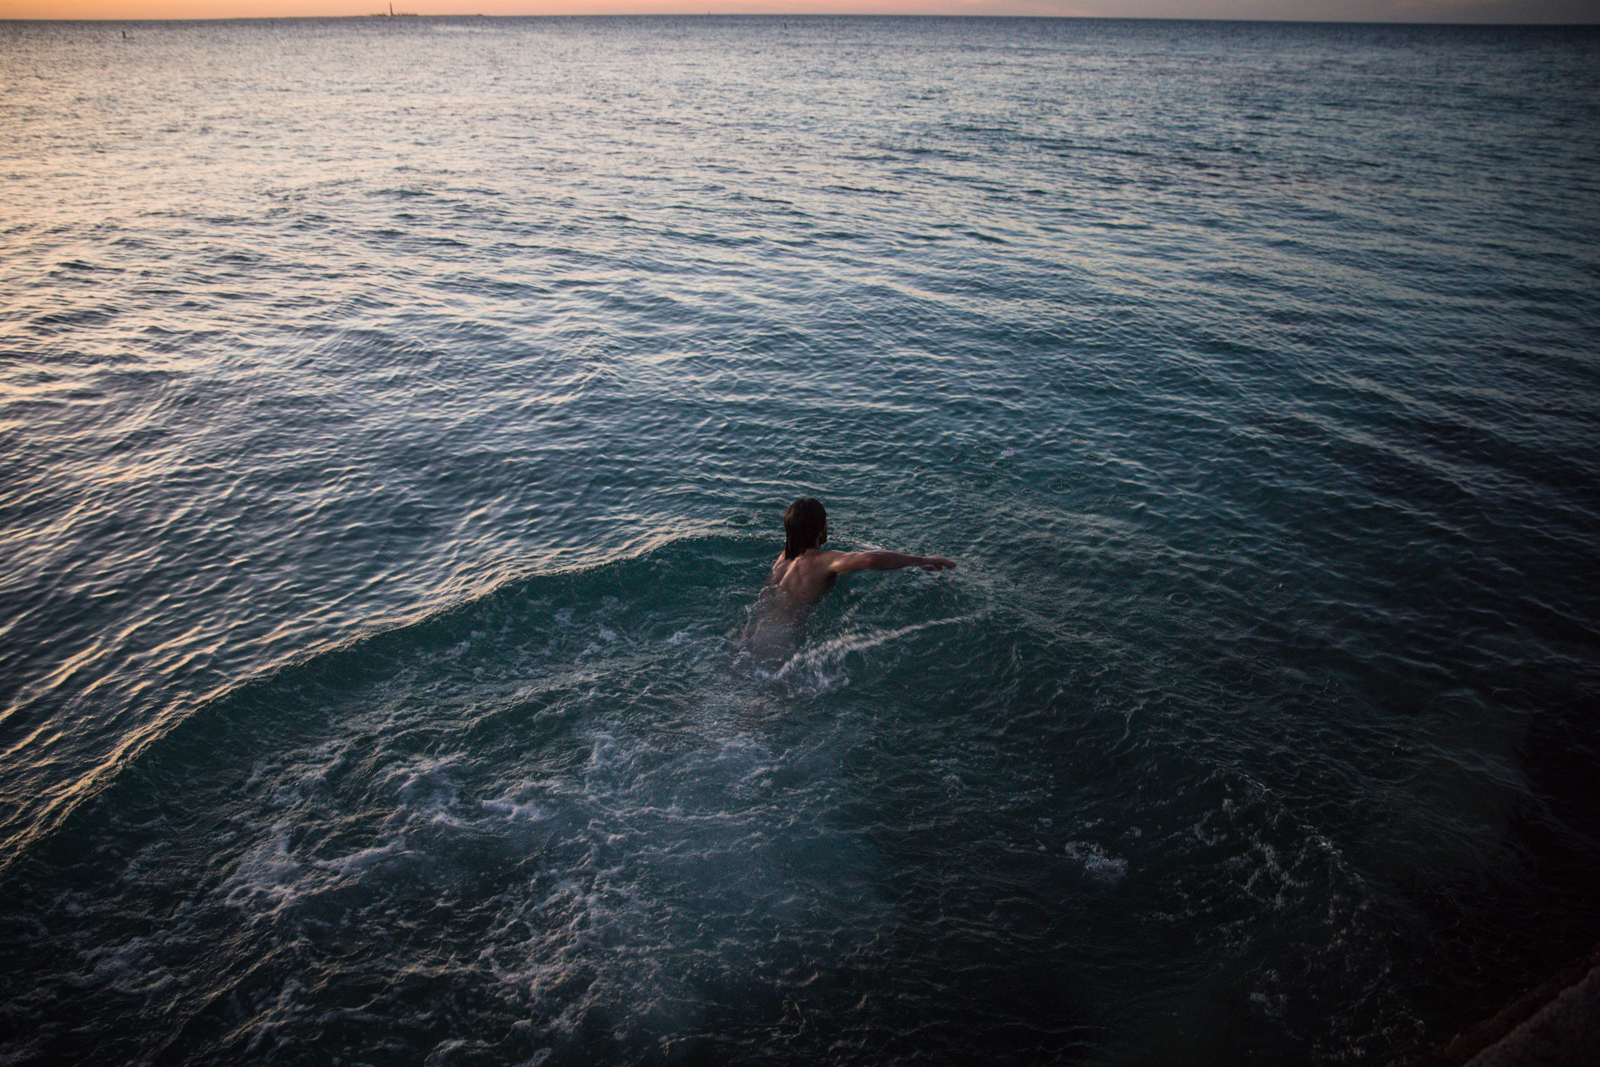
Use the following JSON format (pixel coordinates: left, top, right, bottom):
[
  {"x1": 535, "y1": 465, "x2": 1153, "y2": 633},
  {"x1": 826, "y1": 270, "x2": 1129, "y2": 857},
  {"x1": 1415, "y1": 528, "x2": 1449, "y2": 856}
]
[{"x1": 1, "y1": 16, "x2": 1598, "y2": 1066}]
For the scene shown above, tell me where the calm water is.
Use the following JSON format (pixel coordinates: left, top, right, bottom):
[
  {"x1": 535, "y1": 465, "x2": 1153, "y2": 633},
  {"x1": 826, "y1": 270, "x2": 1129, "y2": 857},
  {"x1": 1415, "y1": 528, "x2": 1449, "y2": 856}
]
[{"x1": 2, "y1": 15, "x2": 1598, "y2": 1065}]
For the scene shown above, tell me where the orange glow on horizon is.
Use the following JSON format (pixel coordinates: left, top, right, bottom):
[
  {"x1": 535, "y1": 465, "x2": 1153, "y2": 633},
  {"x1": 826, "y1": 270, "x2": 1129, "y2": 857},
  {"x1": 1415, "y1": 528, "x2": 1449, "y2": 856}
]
[
  {"x1": 1, "y1": 0, "x2": 1590, "y2": 27},
  {"x1": 2, "y1": 0, "x2": 1099, "y2": 17}
]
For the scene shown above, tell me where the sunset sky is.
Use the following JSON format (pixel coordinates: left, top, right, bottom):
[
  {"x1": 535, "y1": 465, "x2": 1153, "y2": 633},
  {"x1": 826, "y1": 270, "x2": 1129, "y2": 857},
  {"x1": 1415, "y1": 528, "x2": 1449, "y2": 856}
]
[{"x1": 1, "y1": 0, "x2": 1596, "y2": 31}]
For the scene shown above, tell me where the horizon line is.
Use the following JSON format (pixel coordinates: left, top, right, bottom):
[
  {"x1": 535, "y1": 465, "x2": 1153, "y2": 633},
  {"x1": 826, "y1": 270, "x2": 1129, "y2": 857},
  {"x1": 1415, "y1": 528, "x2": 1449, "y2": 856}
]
[{"x1": 7, "y1": 11, "x2": 1599, "y2": 21}]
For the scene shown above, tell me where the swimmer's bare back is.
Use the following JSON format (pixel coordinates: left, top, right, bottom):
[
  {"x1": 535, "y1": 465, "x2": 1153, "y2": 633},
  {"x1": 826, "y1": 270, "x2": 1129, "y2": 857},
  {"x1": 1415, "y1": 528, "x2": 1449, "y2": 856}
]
[{"x1": 768, "y1": 548, "x2": 957, "y2": 607}]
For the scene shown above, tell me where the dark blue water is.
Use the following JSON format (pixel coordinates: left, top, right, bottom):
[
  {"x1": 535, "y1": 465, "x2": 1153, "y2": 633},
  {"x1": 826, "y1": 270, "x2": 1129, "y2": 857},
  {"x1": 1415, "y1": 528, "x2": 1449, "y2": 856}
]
[{"x1": 2, "y1": 15, "x2": 1598, "y2": 1065}]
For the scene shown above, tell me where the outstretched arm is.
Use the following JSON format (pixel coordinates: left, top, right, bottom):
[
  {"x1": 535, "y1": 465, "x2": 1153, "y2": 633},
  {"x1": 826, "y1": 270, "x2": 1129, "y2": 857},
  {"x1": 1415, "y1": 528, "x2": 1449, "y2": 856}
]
[{"x1": 828, "y1": 550, "x2": 956, "y2": 575}]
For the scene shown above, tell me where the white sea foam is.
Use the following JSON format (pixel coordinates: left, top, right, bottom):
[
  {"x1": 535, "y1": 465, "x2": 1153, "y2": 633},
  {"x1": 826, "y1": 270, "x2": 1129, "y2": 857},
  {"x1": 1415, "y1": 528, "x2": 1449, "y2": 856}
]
[
  {"x1": 381, "y1": 755, "x2": 464, "y2": 808},
  {"x1": 482, "y1": 794, "x2": 548, "y2": 823},
  {"x1": 223, "y1": 826, "x2": 313, "y2": 917},
  {"x1": 1063, "y1": 841, "x2": 1128, "y2": 887},
  {"x1": 776, "y1": 614, "x2": 978, "y2": 690},
  {"x1": 73, "y1": 934, "x2": 178, "y2": 996}
]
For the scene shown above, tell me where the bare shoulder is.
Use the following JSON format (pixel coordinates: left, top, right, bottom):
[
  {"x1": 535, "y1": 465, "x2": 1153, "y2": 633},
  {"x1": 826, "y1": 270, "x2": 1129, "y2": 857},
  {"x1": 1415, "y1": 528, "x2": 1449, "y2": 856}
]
[
  {"x1": 768, "y1": 549, "x2": 842, "y2": 604},
  {"x1": 769, "y1": 550, "x2": 818, "y2": 584}
]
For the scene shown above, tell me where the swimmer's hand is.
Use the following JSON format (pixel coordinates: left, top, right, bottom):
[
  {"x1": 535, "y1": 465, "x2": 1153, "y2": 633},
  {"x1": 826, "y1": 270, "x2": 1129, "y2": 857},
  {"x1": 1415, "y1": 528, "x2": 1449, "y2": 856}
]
[{"x1": 919, "y1": 557, "x2": 956, "y2": 572}]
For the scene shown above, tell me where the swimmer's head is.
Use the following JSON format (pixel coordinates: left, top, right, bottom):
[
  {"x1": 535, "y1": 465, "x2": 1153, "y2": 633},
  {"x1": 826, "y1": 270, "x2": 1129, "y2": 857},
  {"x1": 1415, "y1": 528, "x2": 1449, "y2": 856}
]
[{"x1": 783, "y1": 497, "x2": 827, "y2": 559}]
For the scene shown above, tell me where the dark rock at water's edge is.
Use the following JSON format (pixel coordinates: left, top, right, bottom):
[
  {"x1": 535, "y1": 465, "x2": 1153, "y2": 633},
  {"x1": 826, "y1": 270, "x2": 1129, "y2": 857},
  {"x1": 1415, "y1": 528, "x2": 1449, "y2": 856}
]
[{"x1": 1406, "y1": 943, "x2": 1600, "y2": 1067}]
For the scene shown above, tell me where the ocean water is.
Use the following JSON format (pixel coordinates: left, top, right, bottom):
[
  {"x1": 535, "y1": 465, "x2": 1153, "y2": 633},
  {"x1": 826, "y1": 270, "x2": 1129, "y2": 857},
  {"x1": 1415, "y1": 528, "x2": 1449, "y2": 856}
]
[{"x1": 2, "y1": 14, "x2": 1599, "y2": 1065}]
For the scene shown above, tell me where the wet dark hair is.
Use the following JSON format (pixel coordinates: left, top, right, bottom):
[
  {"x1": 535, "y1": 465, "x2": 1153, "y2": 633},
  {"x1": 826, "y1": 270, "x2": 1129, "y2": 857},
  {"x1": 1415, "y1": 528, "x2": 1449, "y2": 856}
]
[{"x1": 783, "y1": 497, "x2": 827, "y2": 559}]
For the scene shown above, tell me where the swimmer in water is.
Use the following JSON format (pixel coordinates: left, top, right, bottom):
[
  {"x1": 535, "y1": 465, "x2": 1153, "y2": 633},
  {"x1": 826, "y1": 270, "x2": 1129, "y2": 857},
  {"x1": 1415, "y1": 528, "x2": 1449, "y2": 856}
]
[{"x1": 744, "y1": 497, "x2": 956, "y2": 662}]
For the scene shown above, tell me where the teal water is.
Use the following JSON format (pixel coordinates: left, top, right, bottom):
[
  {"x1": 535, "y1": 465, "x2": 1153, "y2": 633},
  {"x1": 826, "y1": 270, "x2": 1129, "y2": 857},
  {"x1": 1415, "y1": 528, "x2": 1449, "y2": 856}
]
[{"x1": 2, "y1": 16, "x2": 1599, "y2": 1065}]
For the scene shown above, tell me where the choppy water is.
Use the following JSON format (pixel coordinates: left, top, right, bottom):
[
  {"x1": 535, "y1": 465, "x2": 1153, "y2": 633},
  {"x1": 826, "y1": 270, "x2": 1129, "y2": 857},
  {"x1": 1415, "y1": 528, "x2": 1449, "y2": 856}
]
[{"x1": 3, "y1": 15, "x2": 1599, "y2": 1065}]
